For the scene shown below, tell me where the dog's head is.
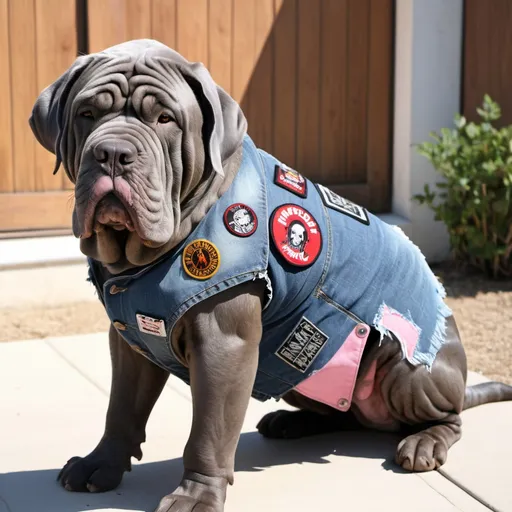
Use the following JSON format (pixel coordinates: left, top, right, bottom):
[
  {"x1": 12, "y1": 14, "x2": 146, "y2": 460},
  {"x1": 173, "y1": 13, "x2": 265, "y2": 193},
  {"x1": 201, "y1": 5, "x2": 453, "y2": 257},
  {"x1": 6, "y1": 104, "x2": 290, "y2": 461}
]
[{"x1": 29, "y1": 39, "x2": 247, "y2": 273}]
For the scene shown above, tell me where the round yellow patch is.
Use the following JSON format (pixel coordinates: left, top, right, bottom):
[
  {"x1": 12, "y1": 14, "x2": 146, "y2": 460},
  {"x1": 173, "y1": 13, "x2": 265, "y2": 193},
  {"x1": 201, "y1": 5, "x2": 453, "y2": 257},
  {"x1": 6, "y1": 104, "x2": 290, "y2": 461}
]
[{"x1": 182, "y1": 239, "x2": 221, "y2": 280}]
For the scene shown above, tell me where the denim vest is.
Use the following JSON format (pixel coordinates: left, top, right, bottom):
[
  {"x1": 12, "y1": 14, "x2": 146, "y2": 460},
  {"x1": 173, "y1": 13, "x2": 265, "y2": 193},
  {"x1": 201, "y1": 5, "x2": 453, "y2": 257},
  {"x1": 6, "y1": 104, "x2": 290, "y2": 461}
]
[{"x1": 88, "y1": 135, "x2": 452, "y2": 409}]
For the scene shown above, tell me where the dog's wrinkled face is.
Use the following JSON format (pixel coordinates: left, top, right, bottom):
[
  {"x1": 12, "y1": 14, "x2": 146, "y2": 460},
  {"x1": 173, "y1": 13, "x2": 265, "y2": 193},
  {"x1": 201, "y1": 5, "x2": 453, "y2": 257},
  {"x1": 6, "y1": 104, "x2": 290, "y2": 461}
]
[{"x1": 30, "y1": 40, "x2": 247, "y2": 273}]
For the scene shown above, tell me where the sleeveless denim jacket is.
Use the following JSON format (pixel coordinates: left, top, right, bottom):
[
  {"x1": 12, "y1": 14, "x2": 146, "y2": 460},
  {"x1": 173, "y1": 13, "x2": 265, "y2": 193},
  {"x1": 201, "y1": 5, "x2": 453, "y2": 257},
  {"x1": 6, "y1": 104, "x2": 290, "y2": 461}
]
[{"x1": 88, "y1": 135, "x2": 452, "y2": 410}]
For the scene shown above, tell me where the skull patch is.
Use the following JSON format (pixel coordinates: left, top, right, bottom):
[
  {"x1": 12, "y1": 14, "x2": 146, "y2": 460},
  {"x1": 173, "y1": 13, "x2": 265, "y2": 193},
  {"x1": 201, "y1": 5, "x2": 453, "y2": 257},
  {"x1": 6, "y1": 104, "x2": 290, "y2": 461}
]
[
  {"x1": 224, "y1": 203, "x2": 258, "y2": 237},
  {"x1": 270, "y1": 204, "x2": 322, "y2": 267}
]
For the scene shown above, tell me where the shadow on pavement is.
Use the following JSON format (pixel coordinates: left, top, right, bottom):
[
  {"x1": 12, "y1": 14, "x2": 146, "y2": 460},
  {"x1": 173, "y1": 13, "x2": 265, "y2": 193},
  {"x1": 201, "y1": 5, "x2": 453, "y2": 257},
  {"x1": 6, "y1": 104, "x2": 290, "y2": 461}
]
[{"x1": 0, "y1": 429, "x2": 404, "y2": 512}]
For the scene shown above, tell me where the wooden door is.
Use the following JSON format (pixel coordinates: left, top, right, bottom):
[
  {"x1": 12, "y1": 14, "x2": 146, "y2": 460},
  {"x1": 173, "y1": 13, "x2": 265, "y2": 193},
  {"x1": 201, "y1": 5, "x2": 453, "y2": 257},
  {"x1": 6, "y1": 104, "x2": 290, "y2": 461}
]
[
  {"x1": 0, "y1": 0, "x2": 77, "y2": 233},
  {"x1": 0, "y1": 0, "x2": 395, "y2": 234},
  {"x1": 463, "y1": 0, "x2": 512, "y2": 126}
]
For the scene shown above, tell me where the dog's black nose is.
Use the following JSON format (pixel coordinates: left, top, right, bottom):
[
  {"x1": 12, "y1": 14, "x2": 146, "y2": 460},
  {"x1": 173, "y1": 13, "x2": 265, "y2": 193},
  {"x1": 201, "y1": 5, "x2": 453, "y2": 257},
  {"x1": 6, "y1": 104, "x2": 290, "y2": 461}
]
[{"x1": 93, "y1": 140, "x2": 137, "y2": 170}]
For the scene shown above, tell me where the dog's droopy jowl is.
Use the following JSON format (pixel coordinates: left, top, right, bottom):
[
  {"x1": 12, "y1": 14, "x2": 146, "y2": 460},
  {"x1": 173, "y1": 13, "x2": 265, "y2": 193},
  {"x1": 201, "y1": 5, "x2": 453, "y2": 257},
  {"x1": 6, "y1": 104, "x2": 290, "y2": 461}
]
[{"x1": 30, "y1": 39, "x2": 512, "y2": 512}]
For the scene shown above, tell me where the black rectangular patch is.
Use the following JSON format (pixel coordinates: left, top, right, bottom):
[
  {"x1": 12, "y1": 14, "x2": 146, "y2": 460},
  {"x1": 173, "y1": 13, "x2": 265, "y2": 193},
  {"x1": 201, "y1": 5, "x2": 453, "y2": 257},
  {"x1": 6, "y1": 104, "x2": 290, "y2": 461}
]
[
  {"x1": 316, "y1": 183, "x2": 370, "y2": 225},
  {"x1": 275, "y1": 317, "x2": 329, "y2": 373}
]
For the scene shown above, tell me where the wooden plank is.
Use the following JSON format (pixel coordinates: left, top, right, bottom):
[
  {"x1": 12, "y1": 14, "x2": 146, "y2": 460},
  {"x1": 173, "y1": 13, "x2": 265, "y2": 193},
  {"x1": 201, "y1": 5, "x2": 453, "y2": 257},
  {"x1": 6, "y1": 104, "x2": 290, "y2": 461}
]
[
  {"x1": 208, "y1": 0, "x2": 232, "y2": 94},
  {"x1": 273, "y1": 0, "x2": 297, "y2": 167},
  {"x1": 0, "y1": 192, "x2": 74, "y2": 231},
  {"x1": 34, "y1": 0, "x2": 77, "y2": 191},
  {"x1": 296, "y1": 0, "x2": 320, "y2": 176},
  {"x1": 125, "y1": 0, "x2": 151, "y2": 40},
  {"x1": 232, "y1": 0, "x2": 255, "y2": 115},
  {"x1": 9, "y1": 0, "x2": 37, "y2": 192},
  {"x1": 0, "y1": 0, "x2": 13, "y2": 193},
  {"x1": 463, "y1": 1, "x2": 512, "y2": 126},
  {"x1": 88, "y1": 0, "x2": 128, "y2": 53},
  {"x1": 488, "y1": 1, "x2": 512, "y2": 124},
  {"x1": 319, "y1": 0, "x2": 347, "y2": 185},
  {"x1": 366, "y1": 0, "x2": 393, "y2": 212},
  {"x1": 345, "y1": 0, "x2": 370, "y2": 183},
  {"x1": 463, "y1": 0, "x2": 490, "y2": 122},
  {"x1": 247, "y1": 0, "x2": 274, "y2": 153},
  {"x1": 88, "y1": 0, "x2": 151, "y2": 54},
  {"x1": 176, "y1": 0, "x2": 208, "y2": 64},
  {"x1": 152, "y1": 0, "x2": 177, "y2": 50},
  {"x1": 88, "y1": 0, "x2": 152, "y2": 52}
]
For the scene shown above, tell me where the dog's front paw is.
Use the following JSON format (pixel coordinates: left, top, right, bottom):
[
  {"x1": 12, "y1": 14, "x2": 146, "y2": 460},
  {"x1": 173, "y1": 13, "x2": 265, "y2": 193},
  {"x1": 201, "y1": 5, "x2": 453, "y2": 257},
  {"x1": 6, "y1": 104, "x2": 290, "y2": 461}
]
[
  {"x1": 395, "y1": 433, "x2": 448, "y2": 472},
  {"x1": 154, "y1": 473, "x2": 226, "y2": 512},
  {"x1": 57, "y1": 439, "x2": 134, "y2": 492},
  {"x1": 154, "y1": 494, "x2": 220, "y2": 512},
  {"x1": 58, "y1": 455, "x2": 126, "y2": 492}
]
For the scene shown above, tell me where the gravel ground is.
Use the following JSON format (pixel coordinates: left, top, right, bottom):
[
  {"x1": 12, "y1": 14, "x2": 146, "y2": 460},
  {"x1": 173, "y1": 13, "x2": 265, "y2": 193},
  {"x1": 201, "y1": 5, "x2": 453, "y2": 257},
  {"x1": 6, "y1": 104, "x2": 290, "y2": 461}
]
[{"x1": 1, "y1": 261, "x2": 511, "y2": 385}]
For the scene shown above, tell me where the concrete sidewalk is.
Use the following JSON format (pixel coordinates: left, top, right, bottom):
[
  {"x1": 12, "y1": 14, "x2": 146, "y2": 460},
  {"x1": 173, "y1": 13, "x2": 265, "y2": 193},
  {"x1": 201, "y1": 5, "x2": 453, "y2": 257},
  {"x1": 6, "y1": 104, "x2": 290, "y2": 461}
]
[{"x1": 0, "y1": 334, "x2": 510, "y2": 512}]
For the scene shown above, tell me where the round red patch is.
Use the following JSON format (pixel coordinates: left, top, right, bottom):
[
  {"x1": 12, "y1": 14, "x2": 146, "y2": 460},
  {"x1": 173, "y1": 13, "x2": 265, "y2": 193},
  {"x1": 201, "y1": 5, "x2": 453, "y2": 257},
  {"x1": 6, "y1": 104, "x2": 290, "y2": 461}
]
[
  {"x1": 223, "y1": 203, "x2": 258, "y2": 237},
  {"x1": 270, "y1": 204, "x2": 322, "y2": 267}
]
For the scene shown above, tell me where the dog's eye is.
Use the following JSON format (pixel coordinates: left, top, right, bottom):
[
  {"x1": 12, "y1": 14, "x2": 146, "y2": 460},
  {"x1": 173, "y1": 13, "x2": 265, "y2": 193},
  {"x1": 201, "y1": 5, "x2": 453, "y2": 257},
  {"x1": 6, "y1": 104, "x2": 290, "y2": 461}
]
[
  {"x1": 80, "y1": 110, "x2": 94, "y2": 119},
  {"x1": 158, "y1": 113, "x2": 172, "y2": 124}
]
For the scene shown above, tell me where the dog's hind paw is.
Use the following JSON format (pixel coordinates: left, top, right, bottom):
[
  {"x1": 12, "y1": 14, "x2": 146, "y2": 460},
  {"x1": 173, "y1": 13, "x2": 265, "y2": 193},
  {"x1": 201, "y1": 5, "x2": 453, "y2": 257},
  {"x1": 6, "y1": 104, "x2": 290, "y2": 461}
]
[
  {"x1": 257, "y1": 409, "x2": 344, "y2": 439},
  {"x1": 395, "y1": 433, "x2": 448, "y2": 472}
]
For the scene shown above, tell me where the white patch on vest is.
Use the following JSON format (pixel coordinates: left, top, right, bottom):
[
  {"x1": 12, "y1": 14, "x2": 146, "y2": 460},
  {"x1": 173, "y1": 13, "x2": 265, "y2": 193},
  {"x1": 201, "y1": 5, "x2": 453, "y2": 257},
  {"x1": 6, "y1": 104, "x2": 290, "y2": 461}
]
[
  {"x1": 136, "y1": 314, "x2": 167, "y2": 337},
  {"x1": 317, "y1": 184, "x2": 369, "y2": 225},
  {"x1": 275, "y1": 317, "x2": 329, "y2": 373}
]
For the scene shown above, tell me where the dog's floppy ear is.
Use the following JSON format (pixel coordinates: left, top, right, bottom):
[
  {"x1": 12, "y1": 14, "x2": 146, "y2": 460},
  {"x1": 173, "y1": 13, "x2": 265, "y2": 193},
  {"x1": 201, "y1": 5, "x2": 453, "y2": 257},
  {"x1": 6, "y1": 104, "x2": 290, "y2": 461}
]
[
  {"x1": 29, "y1": 54, "x2": 92, "y2": 176},
  {"x1": 177, "y1": 62, "x2": 247, "y2": 177}
]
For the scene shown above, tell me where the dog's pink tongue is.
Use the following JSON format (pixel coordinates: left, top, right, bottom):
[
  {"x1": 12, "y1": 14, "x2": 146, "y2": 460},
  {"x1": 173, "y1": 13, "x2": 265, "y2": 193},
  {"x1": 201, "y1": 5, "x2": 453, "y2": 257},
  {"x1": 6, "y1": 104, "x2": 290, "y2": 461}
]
[{"x1": 95, "y1": 195, "x2": 134, "y2": 232}]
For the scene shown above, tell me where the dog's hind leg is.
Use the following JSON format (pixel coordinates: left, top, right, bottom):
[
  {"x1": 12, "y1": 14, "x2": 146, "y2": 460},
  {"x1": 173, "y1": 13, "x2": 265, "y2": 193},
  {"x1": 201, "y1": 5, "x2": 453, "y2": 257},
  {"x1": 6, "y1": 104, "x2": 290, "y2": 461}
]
[
  {"x1": 393, "y1": 318, "x2": 512, "y2": 471},
  {"x1": 58, "y1": 323, "x2": 169, "y2": 492},
  {"x1": 385, "y1": 315, "x2": 468, "y2": 472}
]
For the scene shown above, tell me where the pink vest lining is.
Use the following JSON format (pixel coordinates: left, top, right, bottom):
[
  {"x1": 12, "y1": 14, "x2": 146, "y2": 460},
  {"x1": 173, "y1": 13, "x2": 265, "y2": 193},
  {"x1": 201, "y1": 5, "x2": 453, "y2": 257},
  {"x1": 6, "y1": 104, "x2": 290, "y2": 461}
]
[{"x1": 294, "y1": 305, "x2": 420, "y2": 412}]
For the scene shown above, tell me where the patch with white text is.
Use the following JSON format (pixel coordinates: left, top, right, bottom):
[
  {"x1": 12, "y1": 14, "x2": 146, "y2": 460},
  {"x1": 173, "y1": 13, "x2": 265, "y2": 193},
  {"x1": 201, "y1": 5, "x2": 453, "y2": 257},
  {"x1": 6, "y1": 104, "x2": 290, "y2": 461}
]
[
  {"x1": 270, "y1": 204, "x2": 322, "y2": 267},
  {"x1": 316, "y1": 184, "x2": 370, "y2": 225},
  {"x1": 223, "y1": 203, "x2": 258, "y2": 237},
  {"x1": 274, "y1": 164, "x2": 308, "y2": 198},
  {"x1": 136, "y1": 314, "x2": 167, "y2": 337},
  {"x1": 183, "y1": 239, "x2": 221, "y2": 280},
  {"x1": 276, "y1": 317, "x2": 329, "y2": 373}
]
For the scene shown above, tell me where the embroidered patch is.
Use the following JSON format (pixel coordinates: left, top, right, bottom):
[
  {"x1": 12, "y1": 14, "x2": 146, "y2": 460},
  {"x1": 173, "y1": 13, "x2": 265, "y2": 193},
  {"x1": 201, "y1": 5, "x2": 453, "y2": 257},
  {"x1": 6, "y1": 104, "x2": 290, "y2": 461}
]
[
  {"x1": 136, "y1": 314, "x2": 167, "y2": 337},
  {"x1": 183, "y1": 239, "x2": 221, "y2": 280},
  {"x1": 223, "y1": 203, "x2": 258, "y2": 237},
  {"x1": 270, "y1": 204, "x2": 322, "y2": 267},
  {"x1": 274, "y1": 164, "x2": 308, "y2": 198},
  {"x1": 276, "y1": 317, "x2": 329, "y2": 373},
  {"x1": 316, "y1": 184, "x2": 370, "y2": 225}
]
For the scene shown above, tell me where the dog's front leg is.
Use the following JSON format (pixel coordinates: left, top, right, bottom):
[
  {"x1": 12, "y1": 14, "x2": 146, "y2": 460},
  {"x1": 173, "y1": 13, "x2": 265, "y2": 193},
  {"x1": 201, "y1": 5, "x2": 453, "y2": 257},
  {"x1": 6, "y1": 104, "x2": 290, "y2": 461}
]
[
  {"x1": 155, "y1": 284, "x2": 263, "y2": 512},
  {"x1": 58, "y1": 323, "x2": 169, "y2": 492}
]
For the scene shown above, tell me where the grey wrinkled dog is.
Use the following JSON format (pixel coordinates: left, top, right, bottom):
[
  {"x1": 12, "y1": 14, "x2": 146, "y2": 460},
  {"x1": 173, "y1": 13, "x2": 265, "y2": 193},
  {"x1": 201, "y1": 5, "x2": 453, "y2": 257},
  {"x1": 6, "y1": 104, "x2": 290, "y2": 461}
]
[{"x1": 30, "y1": 40, "x2": 512, "y2": 511}]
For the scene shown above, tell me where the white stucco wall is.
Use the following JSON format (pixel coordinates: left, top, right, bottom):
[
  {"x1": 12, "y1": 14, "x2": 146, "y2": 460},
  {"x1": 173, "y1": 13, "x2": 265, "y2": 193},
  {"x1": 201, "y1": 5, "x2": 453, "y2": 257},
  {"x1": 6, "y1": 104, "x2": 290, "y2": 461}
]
[{"x1": 391, "y1": 0, "x2": 463, "y2": 263}]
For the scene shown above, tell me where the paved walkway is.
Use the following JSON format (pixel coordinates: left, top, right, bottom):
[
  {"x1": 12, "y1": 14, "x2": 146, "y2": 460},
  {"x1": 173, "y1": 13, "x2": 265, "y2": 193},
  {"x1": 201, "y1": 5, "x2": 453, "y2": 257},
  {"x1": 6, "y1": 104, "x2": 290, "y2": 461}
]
[{"x1": 0, "y1": 333, "x2": 510, "y2": 512}]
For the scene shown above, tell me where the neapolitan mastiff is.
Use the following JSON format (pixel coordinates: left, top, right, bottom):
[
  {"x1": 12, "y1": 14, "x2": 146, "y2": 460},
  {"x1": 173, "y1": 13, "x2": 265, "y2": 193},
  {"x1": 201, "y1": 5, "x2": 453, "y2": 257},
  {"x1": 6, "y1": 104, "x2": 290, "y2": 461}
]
[{"x1": 29, "y1": 40, "x2": 512, "y2": 511}]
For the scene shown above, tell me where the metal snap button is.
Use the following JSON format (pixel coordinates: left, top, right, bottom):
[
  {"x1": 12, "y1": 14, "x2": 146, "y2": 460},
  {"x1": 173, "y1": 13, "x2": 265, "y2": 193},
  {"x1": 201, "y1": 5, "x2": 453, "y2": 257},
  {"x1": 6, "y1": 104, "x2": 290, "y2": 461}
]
[
  {"x1": 356, "y1": 323, "x2": 368, "y2": 338},
  {"x1": 110, "y1": 285, "x2": 127, "y2": 295},
  {"x1": 338, "y1": 398, "x2": 349, "y2": 408},
  {"x1": 113, "y1": 321, "x2": 127, "y2": 331}
]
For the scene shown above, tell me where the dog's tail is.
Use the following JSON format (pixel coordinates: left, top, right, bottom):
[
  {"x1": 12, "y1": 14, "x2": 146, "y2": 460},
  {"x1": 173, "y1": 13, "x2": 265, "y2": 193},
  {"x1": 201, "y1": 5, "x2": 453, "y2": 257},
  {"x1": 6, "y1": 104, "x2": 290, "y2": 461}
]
[{"x1": 463, "y1": 381, "x2": 512, "y2": 411}]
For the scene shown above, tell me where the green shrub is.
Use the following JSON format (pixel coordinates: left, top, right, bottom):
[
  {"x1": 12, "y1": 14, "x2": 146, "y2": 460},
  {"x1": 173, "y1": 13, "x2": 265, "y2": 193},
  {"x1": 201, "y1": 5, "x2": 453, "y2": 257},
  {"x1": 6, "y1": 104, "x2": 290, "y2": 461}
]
[{"x1": 414, "y1": 95, "x2": 512, "y2": 278}]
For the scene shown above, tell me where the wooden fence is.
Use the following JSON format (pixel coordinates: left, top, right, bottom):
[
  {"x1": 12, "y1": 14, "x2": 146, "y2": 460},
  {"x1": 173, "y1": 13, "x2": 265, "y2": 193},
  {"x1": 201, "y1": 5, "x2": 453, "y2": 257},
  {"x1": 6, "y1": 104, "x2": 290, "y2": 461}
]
[{"x1": 0, "y1": 0, "x2": 394, "y2": 233}]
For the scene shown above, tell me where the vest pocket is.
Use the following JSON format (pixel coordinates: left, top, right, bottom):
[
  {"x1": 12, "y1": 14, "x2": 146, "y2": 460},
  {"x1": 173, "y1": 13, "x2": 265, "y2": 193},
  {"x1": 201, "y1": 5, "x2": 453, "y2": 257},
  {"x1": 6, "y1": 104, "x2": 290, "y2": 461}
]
[{"x1": 315, "y1": 289, "x2": 364, "y2": 325}]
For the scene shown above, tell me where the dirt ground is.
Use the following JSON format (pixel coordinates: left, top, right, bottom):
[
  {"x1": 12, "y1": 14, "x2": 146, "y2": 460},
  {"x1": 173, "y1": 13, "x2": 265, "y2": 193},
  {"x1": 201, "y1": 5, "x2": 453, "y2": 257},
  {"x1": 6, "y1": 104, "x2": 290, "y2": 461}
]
[{"x1": 1, "y1": 261, "x2": 511, "y2": 385}]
